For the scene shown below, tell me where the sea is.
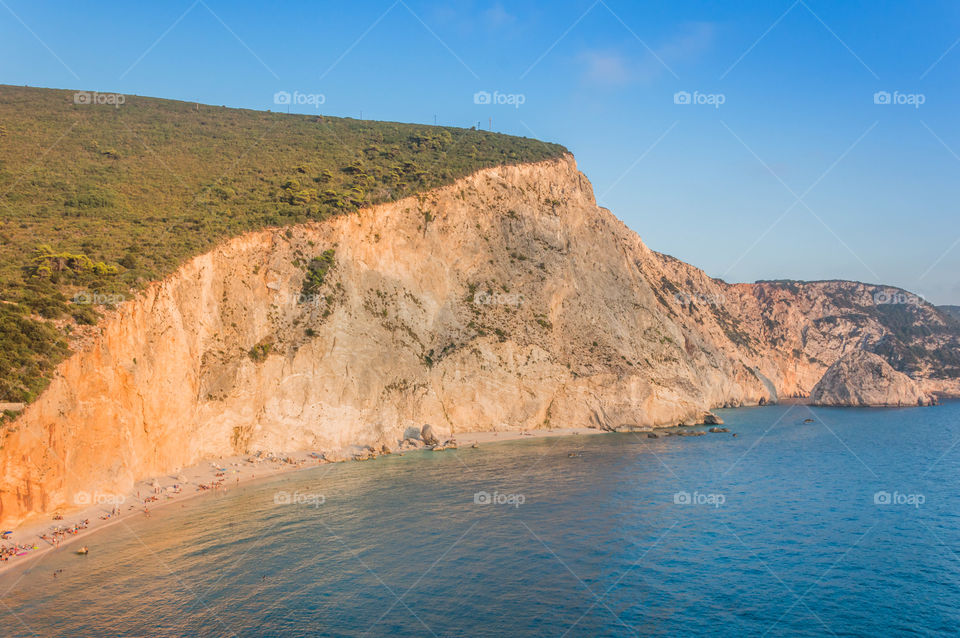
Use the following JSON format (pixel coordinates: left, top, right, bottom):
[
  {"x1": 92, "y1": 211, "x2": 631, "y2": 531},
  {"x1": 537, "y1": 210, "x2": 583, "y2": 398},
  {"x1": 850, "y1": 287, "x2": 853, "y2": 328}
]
[{"x1": 2, "y1": 402, "x2": 959, "y2": 637}]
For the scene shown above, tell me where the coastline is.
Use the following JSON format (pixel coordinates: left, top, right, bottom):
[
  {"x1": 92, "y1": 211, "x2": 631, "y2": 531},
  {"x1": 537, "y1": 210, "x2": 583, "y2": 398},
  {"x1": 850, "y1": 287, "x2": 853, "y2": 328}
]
[
  {"x1": 0, "y1": 426, "x2": 602, "y2": 578},
  {"x1": 7, "y1": 399, "x2": 947, "y2": 578}
]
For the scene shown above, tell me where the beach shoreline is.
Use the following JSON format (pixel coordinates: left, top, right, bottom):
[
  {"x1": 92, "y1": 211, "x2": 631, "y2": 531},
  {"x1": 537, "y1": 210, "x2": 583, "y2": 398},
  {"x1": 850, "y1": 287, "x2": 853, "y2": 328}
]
[{"x1": 0, "y1": 426, "x2": 604, "y2": 578}]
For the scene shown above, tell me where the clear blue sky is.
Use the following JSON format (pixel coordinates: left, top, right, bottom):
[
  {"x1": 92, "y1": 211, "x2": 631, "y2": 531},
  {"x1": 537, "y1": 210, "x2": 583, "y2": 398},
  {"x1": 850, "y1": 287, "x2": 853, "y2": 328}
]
[{"x1": 3, "y1": 0, "x2": 960, "y2": 303}]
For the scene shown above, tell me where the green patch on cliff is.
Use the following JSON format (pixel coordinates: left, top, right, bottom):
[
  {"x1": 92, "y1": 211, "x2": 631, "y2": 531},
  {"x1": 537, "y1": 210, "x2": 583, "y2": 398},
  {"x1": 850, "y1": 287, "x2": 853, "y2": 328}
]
[
  {"x1": 0, "y1": 85, "x2": 567, "y2": 403},
  {"x1": 0, "y1": 303, "x2": 69, "y2": 402},
  {"x1": 301, "y1": 250, "x2": 336, "y2": 296},
  {"x1": 248, "y1": 339, "x2": 274, "y2": 363}
]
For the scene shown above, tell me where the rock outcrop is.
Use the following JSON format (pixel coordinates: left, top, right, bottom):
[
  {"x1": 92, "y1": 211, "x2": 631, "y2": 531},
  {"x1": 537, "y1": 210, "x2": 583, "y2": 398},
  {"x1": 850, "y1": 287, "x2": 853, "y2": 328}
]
[
  {"x1": 1, "y1": 155, "x2": 957, "y2": 528},
  {"x1": 420, "y1": 425, "x2": 439, "y2": 447},
  {"x1": 810, "y1": 351, "x2": 936, "y2": 407}
]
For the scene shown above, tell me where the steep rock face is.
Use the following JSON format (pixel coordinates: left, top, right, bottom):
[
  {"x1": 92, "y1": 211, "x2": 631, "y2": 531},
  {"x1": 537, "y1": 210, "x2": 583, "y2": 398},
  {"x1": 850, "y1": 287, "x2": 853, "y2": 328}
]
[
  {"x1": 810, "y1": 351, "x2": 935, "y2": 406},
  {"x1": 732, "y1": 281, "x2": 960, "y2": 396},
  {"x1": 0, "y1": 156, "x2": 956, "y2": 527}
]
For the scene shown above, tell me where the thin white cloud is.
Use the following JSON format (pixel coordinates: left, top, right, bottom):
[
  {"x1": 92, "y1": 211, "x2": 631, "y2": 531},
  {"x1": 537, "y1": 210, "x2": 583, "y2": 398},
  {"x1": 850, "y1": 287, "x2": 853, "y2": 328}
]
[
  {"x1": 579, "y1": 22, "x2": 718, "y2": 86},
  {"x1": 657, "y1": 21, "x2": 716, "y2": 64},
  {"x1": 483, "y1": 2, "x2": 516, "y2": 29},
  {"x1": 579, "y1": 49, "x2": 633, "y2": 86}
]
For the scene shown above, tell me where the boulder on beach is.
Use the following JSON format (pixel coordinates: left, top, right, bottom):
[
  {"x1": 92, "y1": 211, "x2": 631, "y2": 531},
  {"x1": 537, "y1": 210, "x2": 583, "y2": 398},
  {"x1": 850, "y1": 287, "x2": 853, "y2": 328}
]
[
  {"x1": 809, "y1": 350, "x2": 937, "y2": 407},
  {"x1": 398, "y1": 438, "x2": 423, "y2": 451},
  {"x1": 421, "y1": 424, "x2": 440, "y2": 446}
]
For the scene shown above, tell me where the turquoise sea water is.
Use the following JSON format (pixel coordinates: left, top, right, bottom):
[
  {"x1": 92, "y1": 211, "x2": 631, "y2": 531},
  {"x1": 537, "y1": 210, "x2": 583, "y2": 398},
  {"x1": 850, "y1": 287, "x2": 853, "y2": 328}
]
[{"x1": 2, "y1": 402, "x2": 960, "y2": 637}]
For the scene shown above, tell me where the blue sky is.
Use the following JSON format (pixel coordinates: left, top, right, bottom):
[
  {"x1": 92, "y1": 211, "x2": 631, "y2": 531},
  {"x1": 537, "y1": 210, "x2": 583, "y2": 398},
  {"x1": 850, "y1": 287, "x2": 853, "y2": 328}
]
[{"x1": 3, "y1": 0, "x2": 960, "y2": 303}]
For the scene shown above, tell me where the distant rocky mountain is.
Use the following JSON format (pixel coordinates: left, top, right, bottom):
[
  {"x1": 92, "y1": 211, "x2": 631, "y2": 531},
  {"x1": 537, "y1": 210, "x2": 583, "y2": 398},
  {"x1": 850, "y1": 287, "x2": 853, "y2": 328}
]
[
  {"x1": 727, "y1": 279, "x2": 960, "y2": 394},
  {"x1": 939, "y1": 305, "x2": 960, "y2": 322}
]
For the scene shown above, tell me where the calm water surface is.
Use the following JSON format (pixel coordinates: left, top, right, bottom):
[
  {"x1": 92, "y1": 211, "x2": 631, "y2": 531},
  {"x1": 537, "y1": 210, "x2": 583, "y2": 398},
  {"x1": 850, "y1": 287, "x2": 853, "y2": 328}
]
[{"x1": 2, "y1": 402, "x2": 960, "y2": 637}]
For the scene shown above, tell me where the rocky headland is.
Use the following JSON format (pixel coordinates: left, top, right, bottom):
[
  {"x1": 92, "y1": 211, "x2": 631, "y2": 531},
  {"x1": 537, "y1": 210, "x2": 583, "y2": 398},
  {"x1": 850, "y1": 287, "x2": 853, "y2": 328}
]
[
  {"x1": 809, "y1": 350, "x2": 936, "y2": 407},
  {"x1": 2, "y1": 155, "x2": 958, "y2": 528}
]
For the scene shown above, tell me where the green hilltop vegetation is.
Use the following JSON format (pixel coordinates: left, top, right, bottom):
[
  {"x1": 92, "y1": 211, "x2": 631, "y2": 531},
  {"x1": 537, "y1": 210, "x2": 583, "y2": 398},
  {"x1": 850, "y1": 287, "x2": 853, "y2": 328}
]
[{"x1": 0, "y1": 84, "x2": 567, "y2": 404}]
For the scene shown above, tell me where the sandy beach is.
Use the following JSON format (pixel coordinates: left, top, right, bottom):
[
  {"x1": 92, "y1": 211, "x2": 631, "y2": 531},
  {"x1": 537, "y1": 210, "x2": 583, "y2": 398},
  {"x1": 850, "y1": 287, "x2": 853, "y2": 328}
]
[{"x1": 0, "y1": 426, "x2": 605, "y2": 577}]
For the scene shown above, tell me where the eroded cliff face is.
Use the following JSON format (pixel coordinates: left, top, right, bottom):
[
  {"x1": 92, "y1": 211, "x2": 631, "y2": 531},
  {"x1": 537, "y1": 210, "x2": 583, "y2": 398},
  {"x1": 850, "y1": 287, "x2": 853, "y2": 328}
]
[
  {"x1": 809, "y1": 351, "x2": 935, "y2": 407},
  {"x1": 1, "y1": 156, "x2": 955, "y2": 527}
]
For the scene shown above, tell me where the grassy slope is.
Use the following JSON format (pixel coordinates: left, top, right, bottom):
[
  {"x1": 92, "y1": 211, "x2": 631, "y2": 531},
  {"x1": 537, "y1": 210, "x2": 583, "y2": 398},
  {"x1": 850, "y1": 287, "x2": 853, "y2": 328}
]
[{"x1": 0, "y1": 85, "x2": 567, "y2": 404}]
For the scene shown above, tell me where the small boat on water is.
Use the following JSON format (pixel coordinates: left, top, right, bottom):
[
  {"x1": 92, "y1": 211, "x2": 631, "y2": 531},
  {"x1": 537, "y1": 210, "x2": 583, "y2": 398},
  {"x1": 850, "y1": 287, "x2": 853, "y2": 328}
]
[{"x1": 76, "y1": 546, "x2": 89, "y2": 555}]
